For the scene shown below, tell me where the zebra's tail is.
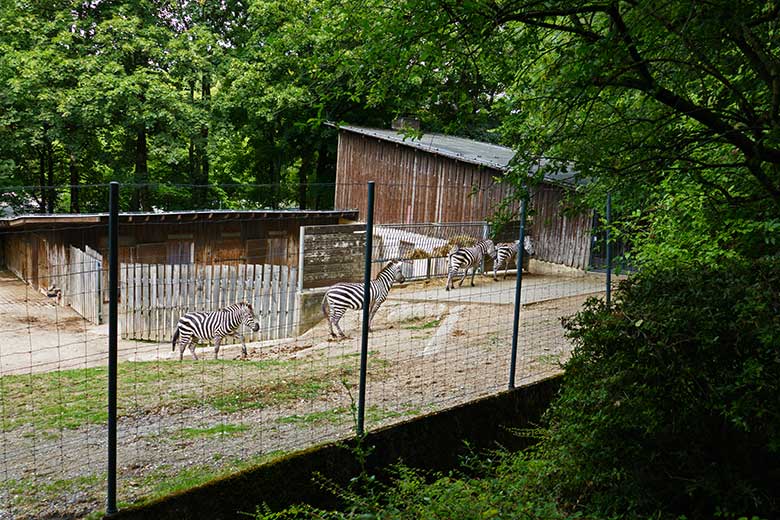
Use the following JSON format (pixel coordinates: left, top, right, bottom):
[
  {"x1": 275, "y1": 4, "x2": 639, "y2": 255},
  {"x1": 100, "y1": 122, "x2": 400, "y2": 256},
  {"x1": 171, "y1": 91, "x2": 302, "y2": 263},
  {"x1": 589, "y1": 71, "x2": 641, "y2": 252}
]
[{"x1": 172, "y1": 327, "x2": 179, "y2": 352}]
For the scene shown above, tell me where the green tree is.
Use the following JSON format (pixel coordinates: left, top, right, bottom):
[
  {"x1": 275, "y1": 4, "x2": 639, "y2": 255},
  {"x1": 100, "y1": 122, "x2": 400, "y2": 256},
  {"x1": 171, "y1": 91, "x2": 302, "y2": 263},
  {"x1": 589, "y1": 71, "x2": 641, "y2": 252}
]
[{"x1": 350, "y1": 0, "x2": 780, "y2": 263}]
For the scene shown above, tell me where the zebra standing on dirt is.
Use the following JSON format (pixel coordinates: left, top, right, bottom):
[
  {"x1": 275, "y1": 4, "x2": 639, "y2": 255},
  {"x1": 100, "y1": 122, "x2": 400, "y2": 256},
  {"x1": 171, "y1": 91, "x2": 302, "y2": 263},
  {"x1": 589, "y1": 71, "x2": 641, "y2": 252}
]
[
  {"x1": 493, "y1": 236, "x2": 536, "y2": 281},
  {"x1": 322, "y1": 260, "x2": 405, "y2": 339},
  {"x1": 445, "y1": 239, "x2": 497, "y2": 291},
  {"x1": 172, "y1": 302, "x2": 260, "y2": 360}
]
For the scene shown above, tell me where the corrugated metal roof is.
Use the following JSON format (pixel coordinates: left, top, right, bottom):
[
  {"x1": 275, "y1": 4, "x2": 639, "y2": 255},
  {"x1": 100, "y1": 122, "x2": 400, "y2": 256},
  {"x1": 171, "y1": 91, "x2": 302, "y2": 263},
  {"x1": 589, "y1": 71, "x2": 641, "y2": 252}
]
[
  {"x1": 0, "y1": 209, "x2": 358, "y2": 228},
  {"x1": 336, "y1": 124, "x2": 581, "y2": 186},
  {"x1": 339, "y1": 125, "x2": 514, "y2": 170}
]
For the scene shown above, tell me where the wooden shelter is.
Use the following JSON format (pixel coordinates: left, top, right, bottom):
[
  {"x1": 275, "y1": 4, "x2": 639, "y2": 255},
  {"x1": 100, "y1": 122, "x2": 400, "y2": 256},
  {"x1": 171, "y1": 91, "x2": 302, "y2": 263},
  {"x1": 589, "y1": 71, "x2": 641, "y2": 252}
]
[
  {"x1": 0, "y1": 209, "x2": 358, "y2": 294},
  {"x1": 333, "y1": 124, "x2": 594, "y2": 269}
]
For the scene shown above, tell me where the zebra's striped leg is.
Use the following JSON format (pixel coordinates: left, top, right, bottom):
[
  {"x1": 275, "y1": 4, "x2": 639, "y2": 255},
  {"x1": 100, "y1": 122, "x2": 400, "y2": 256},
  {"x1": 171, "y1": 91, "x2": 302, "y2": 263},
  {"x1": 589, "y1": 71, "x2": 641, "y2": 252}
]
[
  {"x1": 470, "y1": 266, "x2": 477, "y2": 286},
  {"x1": 327, "y1": 308, "x2": 339, "y2": 338},
  {"x1": 213, "y1": 337, "x2": 222, "y2": 359},
  {"x1": 323, "y1": 296, "x2": 336, "y2": 337},
  {"x1": 334, "y1": 320, "x2": 348, "y2": 339},
  {"x1": 493, "y1": 263, "x2": 499, "y2": 281},
  {"x1": 332, "y1": 309, "x2": 349, "y2": 339},
  {"x1": 239, "y1": 335, "x2": 248, "y2": 359},
  {"x1": 180, "y1": 337, "x2": 198, "y2": 361},
  {"x1": 178, "y1": 335, "x2": 190, "y2": 361},
  {"x1": 368, "y1": 299, "x2": 383, "y2": 332},
  {"x1": 458, "y1": 269, "x2": 468, "y2": 287},
  {"x1": 445, "y1": 270, "x2": 454, "y2": 291}
]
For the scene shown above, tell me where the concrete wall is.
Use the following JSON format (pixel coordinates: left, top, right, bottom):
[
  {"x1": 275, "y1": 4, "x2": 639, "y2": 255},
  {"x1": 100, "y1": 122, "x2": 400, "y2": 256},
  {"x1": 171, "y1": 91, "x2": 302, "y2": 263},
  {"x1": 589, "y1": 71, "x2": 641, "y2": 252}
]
[{"x1": 106, "y1": 376, "x2": 561, "y2": 520}]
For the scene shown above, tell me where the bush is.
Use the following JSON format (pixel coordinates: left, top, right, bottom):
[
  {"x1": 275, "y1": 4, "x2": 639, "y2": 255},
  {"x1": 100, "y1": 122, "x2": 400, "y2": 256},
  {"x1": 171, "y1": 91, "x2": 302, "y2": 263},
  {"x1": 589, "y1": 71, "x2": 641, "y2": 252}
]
[
  {"x1": 255, "y1": 258, "x2": 780, "y2": 520},
  {"x1": 253, "y1": 453, "x2": 582, "y2": 520},
  {"x1": 545, "y1": 257, "x2": 780, "y2": 519}
]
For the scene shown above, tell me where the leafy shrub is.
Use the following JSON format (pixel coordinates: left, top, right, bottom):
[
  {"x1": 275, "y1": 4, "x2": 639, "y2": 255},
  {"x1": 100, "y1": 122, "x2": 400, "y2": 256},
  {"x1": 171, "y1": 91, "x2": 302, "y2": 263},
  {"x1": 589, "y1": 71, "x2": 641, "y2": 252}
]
[
  {"x1": 544, "y1": 257, "x2": 780, "y2": 519},
  {"x1": 253, "y1": 453, "x2": 583, "y2": 520},
  {"x1": 255, "y1": 258, "x2": 780, "y2": 520}
]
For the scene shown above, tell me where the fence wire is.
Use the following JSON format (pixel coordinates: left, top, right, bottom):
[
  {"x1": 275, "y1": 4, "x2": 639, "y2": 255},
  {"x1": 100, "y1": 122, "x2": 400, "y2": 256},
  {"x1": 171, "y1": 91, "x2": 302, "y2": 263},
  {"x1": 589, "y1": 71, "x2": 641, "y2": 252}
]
[{"x1": 0, "y1": 181, "x2": 612, "y2": 519}]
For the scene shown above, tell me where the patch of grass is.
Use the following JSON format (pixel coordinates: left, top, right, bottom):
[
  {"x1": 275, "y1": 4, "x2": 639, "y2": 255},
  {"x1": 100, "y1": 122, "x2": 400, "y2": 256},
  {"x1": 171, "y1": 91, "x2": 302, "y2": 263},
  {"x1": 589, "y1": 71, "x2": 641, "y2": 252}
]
[
  {"x1": 0, "y1": 356, "x2": 353, "y2": 434},
  {"x1": 176, "y1": 423, "x2": 250, "y2": 439},
  {"x1": 366, "y1": 405, "x2": 421, "y2": 423},
  {"x1": 403, "y1": 318, "x2": 442, "y2": 330},
  {"x1": 534, "y1": 353, "x2": 561, "y2": 366},
  {"x1": 338, "y1": 350, "x2": 390, "y2": 372},
  {"x1": 133, "y1": 450, "x2": 289, "y2": 505},
  {"x1": 277, "y1": 407, "x2": 352, "y2": 426},
  {"x1": 208, "y1": 378, "x2": 332, "y2": 413},
  {"x1": 1, "y1": 473, "x2": 102, "y2": 511}
]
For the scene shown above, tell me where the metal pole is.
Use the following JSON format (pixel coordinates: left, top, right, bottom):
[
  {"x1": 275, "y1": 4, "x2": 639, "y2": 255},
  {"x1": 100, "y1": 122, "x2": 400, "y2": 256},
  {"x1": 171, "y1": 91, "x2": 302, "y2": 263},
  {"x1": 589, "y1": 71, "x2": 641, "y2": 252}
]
[
  {"x1": 357, "y1": 181, "x2": 375, "y2": 435},
  {"x1": 605, "y1": 193, "x2": 612, "y2": 308},
  {"x1": 107, "y1": 182, "x2": 119, "y2": 515},
  {"x1": 508, "y1": 198, "x2": 527, "y2": 389}
]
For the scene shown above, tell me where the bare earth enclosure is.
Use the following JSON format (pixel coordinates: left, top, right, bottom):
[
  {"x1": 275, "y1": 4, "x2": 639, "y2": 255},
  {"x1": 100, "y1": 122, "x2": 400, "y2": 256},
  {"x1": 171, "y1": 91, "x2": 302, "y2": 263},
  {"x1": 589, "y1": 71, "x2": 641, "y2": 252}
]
[{"x1": 0, "y1": 269, "x2": 606, "y2": 519}]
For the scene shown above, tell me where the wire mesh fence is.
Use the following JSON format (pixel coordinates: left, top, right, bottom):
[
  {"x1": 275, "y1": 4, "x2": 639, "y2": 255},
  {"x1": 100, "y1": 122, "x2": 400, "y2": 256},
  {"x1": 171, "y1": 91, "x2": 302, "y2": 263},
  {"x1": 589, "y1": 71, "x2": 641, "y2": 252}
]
[{"x1": 0, "y1": 181, "x2": 613, "y2": 519}]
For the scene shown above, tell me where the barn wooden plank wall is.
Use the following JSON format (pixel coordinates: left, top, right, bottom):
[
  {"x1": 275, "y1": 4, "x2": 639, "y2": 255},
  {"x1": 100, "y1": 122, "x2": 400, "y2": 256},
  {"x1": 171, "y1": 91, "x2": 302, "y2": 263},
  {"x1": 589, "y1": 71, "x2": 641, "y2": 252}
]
[
  {"x1": 529, "y1": 185, "x2": 593, "y2": 270},
  {"x1": 335, "y1": 132, "x2": 518, "y2": 224},
  {"x1": 3, "y1": 233, "x2": 28, "y2": 282},
  {"x1": 120, "y1": 263, "x2": 297, "y2": 343}
]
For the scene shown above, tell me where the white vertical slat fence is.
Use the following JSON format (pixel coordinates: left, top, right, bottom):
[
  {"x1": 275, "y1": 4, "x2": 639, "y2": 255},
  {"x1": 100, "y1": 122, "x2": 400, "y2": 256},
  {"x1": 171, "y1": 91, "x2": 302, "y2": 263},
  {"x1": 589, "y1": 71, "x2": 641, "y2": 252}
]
[
  {"x1": 120, "y1": 263, "x2": 298, "y2": 343},
  {"x1": 67, "y1": 245, "x2": 103, "y2": 325}
]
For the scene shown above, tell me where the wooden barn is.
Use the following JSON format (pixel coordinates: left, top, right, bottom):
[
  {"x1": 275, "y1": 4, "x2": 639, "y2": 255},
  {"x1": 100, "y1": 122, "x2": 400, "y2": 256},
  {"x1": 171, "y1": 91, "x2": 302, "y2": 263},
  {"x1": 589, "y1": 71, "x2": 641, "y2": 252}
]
[
  {"x1": 332, "y1": 124, "x2": 594, "y2": 270},
  {"x1": 1, "y1": 209, "x2": 357, "y2": 287},
  {"x1": 0, "y1": 209, "x2": 357, "y2": 329}
]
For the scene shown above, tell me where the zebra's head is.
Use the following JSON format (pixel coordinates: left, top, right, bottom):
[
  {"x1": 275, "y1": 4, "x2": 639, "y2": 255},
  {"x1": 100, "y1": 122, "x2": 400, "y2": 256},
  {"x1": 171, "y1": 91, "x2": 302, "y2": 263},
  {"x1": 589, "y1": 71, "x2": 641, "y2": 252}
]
[
  {"x1": 394, "y1": 261, "x2": 406, "y2": 284},
  {"x1": 386, "y1": 260, "x2": 405, "y2": 284},
  {"x1": 377, "y1": 260, "x2": 405, "y2": 285},
  {"x1": 523, "y1": 236, "x2": 536, "y2": 256},
  {"x1": 238, "y1": 302, "x2": 260, "y2": 332}
]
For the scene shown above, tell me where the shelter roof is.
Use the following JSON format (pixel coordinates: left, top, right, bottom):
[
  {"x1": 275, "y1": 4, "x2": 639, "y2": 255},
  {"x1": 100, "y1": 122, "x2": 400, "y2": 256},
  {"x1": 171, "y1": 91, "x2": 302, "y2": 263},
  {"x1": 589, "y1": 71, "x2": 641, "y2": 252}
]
[
  {"x1": 0, "y1": 209, "x2": 358, "y2": 229},
  {"x1": 335, "y1": 124, "x2": 581, "y2": 186}
]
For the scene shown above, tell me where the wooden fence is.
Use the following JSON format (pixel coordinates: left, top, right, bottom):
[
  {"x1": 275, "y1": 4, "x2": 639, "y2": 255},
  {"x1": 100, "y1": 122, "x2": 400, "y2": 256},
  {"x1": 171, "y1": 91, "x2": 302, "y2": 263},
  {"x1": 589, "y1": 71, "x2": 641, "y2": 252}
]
[
  {"x1": 120, "y1": 263, "x2": 298, "y2": 343},
  {"x1": 67, "y1": 246, "x2": 103, "y2": 325}
]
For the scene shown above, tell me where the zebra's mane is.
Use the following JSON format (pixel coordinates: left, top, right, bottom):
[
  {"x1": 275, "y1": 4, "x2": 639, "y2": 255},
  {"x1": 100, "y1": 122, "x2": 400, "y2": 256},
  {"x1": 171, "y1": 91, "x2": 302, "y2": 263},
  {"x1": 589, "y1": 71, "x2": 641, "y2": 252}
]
[
  {"x1": 223, "y1": 302, "x2": 251, "y2": 312},
  {"x1": 376, "y1": 261, "x2": 400, "y2": 277}
]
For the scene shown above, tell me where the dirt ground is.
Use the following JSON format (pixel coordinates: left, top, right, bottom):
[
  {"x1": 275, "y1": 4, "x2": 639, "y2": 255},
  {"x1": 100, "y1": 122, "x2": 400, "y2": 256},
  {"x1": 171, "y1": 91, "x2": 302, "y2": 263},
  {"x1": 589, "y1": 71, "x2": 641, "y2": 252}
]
[{"x1": 0, "y1": 270, "x2": 607, "y2": 519}]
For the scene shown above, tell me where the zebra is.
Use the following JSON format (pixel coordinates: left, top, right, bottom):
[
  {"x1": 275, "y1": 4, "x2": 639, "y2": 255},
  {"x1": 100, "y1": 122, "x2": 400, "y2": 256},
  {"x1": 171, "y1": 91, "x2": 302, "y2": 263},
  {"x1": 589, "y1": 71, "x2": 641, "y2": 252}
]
[
  {"x1": 321, "y1": 260, "x2": 405, "y2": 339},
  {"x1": 445, "y1": 239, "x2": 497, "y2": 291},
  {"x1": 493, "y1": 236, "x2": 536, "y2": 281},
  {"x1": 172, "y1": 302, "x2": 260, "y2": 360}
]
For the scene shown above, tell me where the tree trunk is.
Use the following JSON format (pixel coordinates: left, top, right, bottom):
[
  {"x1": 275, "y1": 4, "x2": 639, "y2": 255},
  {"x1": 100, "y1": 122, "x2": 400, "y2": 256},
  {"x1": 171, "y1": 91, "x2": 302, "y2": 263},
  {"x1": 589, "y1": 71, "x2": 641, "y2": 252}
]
[
  {"x1": 46, "y1": 139, "x2": 55, "y2": 213},
  {"x1": 269, "y1": 156, "x2": 279, "y2": 210},
  {"x1": 38, "y1": 148, "x2": 47, "y2": 213},
  {"x1": 69, "y1": 153, "x2": 79, "y2": 213},
  {"x1": 199, "y1": 73, "x2": 210, "y2": 206},
  {"x1": 132, "y1": 127, "x2": 149, "y2": 211},
  {"x1": 188, "y1": 80, "x2": 197, "y2": 194},
  {"x1": 314, "y1": 141, "x2": 333, "y2": 209},
  {"x1": 298, "y1": 146, "x2": 314, "y2": 210}
]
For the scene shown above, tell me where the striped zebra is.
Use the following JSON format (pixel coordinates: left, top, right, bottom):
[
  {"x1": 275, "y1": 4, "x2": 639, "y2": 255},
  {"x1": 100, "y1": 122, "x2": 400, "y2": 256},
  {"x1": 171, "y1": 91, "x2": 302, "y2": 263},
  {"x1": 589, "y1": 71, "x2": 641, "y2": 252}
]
[
  {"x1": 172, "y1": 302, "x2": 260, "y2": 360},
  {"x1": 445, "y1": 239, "x2": 497, "y2": 291},
  {"x1": 493, "y1": 236, "x2": 536, "y2": 281},
  {"x1": 321, "y1": 260, "x2": 405, "y2": 339}
]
